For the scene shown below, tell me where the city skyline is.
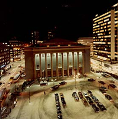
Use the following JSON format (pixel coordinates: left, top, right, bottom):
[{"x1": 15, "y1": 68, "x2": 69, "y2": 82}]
[{"x1": 0, "y1": 0, "x2": 117, "y2": 42}]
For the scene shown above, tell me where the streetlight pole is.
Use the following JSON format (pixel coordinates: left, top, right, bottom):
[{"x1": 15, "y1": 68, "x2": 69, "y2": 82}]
[
  {"x1": 75, "y1": 75, "x2": 76, "y2": 88},
  {"x1": 28, "y1": 86, "x2": 30, "y2": 103},
  {"x1": 51, "y1": 79, "x2": 54, "y2": 86},
  {"x1": 53, "y1": 79, "x2": 54, "y2": 86}
]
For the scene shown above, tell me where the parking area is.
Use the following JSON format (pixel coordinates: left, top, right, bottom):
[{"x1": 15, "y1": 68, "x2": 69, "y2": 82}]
[{"x1": 5, "y1": 77, "x2": 118, "y2": 119}]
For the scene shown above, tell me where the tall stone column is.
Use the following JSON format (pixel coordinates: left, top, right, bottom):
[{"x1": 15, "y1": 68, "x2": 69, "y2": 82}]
[
  {"x1": 62, "y1": 53, "x2": 64, "y2": 77},
  {"x1": 82, "y1": 52, "x2": 84, "y2": 75},
  {"x1": 33, "y1": 54, "x2": 35, "y2": 80},
  {"x1": 67, "y1": 52, "x2": 69, "y2": 77},
  {"x1": 51, "y1": 53, "x2": 53, "y2": 78},
  {"x1": 77, "y1": 52, "x2": 79, "y2": 74},
  {"x1": 39, "y1": 53, "x2": 42, "y2": 78},
  {"x1": 56, "y1": 53, "x2": 58, "y2": 79},
  {"x1": 45, "y1": 53, "x2": 47, "y2": 80},
  {"x1": 72, "y1": 52, "x2": 74, "y2": 76}
]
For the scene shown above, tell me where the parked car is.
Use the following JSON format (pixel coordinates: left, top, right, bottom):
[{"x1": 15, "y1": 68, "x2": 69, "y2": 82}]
[
  {"x1": 105, "y1": 94, "x2": 113, "y2": 102},
  {"x1": 87, "y1": 90, "x2": 93, "y2": 96},
  {"x1": 82, "y1": 98, "x2": 89, "y2": 106},
  {"x1": 50, "y1": 85, "x2": 60, "y2": 90},
  {"x1": 83, "y1": 92, "x2": 88, "y2": 97},
  {"x1": 91, "y1": 95, "x2": 99, "y2": 103},
  {"x1": 99, "y1": 88, "x2": 107, "y2": 94},
  {"x1": 108, "y1": 84, "x2": 117, "y2": 88},
  {"x1": 96, "y1": 102, "x2": 107, "y2": 111},
  {"x1": 72, "y1": 92, "x2": 76, "y2": 97},
  {"x1": 72, "y1": 92, "x2": 79, "y2": 101},
  {"x1": 78, "y1": 92, "x2": 83, "y2": 99},
  {"x1": 57, "y1": 114, "x2": 62, "y2": 119},
  {"x1": 98, "y1": 81, "x2": 106, "y2": 85},
  {"x1": 91, "y1": 104, "x2": 99, "y2": 112},
  {"x1": 40, "y1": 82, "x2": 48, "y2": 86},
  {"x1": 102, "y1": 73, "x2": 111, "y2": 78},
  {"x1": 88, "y1": 78, "x2": 95, "y2": 82},
  {"x1": 59, "y1": 81, "x2": 67, "y2": 85},
  {"x1": 85, "y1": 96, "x2": 93, "y2": 105},
  {"x1": 100, "y1": 86, "x2": 107, "y2": 91}
]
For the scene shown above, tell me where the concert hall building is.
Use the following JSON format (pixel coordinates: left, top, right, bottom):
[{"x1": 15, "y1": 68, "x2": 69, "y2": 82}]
[{"x1": 24, "y1": 39, "x2": 90, "y2": 80}]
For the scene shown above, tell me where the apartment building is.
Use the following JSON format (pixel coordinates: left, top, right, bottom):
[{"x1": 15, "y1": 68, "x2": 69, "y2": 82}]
[{"x1": 93, "y1": 3, "x2": 118, "y2": 61}]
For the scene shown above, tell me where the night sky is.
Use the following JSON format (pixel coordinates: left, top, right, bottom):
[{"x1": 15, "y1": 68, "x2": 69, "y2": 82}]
[{"x1": 0, "y1": 0, "x2": 118, "y2": 42}]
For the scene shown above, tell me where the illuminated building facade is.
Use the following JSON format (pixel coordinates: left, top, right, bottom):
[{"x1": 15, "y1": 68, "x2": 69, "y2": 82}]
[
  {"x1": 77, "y1": 37, "x2": 93, "y2": 56},
  {"x1": 25, "y1": 39, "x2": 90, "y2": 80},
  {"x1": 48, "y1": 30, "x2": 54, "y2": 40},
  {"x1": 93, "y1": 3, "x2": 118, "y2": 61},
  {"x1": 31, "y1": 31, "x2": 39, "y2": 45},
  {"x1": 0, "y1": 43, "x2": 10, "y2": 76},
  {"x1": 8, "y1": 40, "x2": 23, "y2": 62}
]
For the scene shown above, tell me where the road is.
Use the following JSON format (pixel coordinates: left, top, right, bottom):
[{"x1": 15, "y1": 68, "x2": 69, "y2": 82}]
[{"x1": 0, "y1": 59, "x2": 25, "y2": 90}]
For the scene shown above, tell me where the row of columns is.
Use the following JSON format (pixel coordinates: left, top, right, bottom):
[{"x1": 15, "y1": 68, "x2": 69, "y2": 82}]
[{"x1": 36, "y1": 52, "x2": 84, "y2": 79}]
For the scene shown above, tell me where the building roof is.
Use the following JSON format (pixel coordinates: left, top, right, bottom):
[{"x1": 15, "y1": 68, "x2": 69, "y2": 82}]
[
  {"x1": 43, "y1": 38, "x2": 72, "y2": 43},
  {"x1": 30, "y1": 38, "x2": 82, "y2": 47}
]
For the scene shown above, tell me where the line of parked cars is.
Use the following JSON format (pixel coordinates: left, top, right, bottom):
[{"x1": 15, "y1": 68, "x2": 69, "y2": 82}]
[
  {"x1": 78, "y1": 91, "x2": 89, "y2": 106},
  {"x1": 60, "y1": 93, "x2": 66, "y2": 108},
  {"x1": 87, "y1": 90, "x2": 107, "y2": 112},
  {"x1": 82, "y1": 90, "x2": 107, "y2": 112},
  {"x1": 99, "y1": 86, "x2": 114, "y2": 102},
  {"x1": 55, "y1": 93, "x2": 62, "y2": 119}
]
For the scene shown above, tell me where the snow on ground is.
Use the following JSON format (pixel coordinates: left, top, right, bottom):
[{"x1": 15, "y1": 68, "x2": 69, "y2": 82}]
[{"x1": 5, "y1": 76, "x2": 118, "y2": 119}]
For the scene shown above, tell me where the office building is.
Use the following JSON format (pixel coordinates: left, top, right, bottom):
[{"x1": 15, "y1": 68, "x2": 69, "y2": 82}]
[
  {"x1": 0, "y1": 43, "x2": 10, "y2": 76},
  {"x1": 93, "y1": 3, "x2": 118, "y2": 61},
  {"x1": 31, "y1": 31, "x2": 39, "y2": 45}
]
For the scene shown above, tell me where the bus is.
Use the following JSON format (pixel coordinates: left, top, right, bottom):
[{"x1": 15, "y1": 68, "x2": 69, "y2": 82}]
[{"x1": 12, "y1": 73, "x2": 21, "y2": 83}]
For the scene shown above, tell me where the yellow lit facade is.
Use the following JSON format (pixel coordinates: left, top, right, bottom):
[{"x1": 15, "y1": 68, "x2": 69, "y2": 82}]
[{"x1": 93, "y1": 3, "x2": 118, "y2": 61}]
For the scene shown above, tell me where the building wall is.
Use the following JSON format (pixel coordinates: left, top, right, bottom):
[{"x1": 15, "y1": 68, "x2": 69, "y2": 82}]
[
  {"x1": 83, "y1": 49, "x2": 90, "y2": 74},
  {"x1": 25, "y1": 42, "x2": 90, "y2": 80},
  {"x1": 93, "y1": 3, "x2": 118, "y2": 61},
  {"x1": 0, "y1": 44, "x2": 10, "y2": 76},
  {"x1": 25, "y1": 50, "x2": 34, "y2": 79}
]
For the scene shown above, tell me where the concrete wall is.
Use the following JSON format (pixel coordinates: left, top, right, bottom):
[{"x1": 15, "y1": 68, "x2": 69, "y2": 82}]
[
  {"x1": 84, "y1": 49, "x2": 90, "y2": 74},
  {"x1": 25, "y1": 50, "x2": 34, "y2": 80}
]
